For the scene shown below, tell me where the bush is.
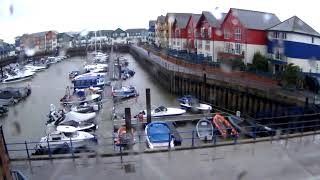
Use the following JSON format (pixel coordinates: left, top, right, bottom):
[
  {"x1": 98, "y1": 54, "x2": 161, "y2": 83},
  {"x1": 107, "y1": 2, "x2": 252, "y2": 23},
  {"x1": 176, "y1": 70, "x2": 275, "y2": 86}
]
[
  {"x1": 252, "y1": 52, "x2": 269, "y2": 72},
  {"x1": 281, "y1": 63, "x2": 303, "y2": 88}
]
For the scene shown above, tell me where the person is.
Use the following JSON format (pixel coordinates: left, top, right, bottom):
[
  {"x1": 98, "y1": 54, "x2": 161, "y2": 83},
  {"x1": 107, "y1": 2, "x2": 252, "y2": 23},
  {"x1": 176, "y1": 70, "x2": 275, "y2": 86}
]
[{"x1": 138, "y1": 112, "x2": 144, "y2": 122}]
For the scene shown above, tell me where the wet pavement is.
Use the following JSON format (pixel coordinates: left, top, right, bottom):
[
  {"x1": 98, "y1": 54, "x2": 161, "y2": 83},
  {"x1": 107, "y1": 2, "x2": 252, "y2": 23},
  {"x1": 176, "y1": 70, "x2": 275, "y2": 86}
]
[{"x1": 11, "y1": 134, "x2": 320, "y2": 180}]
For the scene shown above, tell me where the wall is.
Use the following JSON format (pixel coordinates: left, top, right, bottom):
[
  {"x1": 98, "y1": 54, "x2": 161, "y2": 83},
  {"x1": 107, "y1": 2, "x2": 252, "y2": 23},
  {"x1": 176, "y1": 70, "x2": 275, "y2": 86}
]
[{"x1": 245, "y1": 44, "x2": 267, "y2": 64}]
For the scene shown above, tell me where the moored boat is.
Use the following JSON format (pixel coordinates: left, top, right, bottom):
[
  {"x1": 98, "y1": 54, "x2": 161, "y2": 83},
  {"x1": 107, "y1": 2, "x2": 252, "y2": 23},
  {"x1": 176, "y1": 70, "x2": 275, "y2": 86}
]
[
  {"x1": 213, "y1": 114, "x2": 239, "y2": 138},
  {"x1": 114, "y1": 126, "x2": 135, "y2": 146},
  {"x1": 178, "y1": 95, "x2": 212, "y2": 113},
  {"x1": 138, "y1": 106, "x2": 186, "y2": 118},
  {"x1": 196, "y1": 118, "x2": 214, "y2": 141},
  {"x1": 145, "y1": 121, "x2": 174, "y2": 149}
]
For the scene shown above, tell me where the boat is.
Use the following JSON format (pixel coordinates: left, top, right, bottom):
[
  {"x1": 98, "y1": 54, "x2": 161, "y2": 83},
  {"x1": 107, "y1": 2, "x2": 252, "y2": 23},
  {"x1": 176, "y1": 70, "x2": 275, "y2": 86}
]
[
  {"x1": 212, "y1": 114, "x2": 239, "y2": 138},
  {"x1": 178, "y1": 95, "x2": 212, "y2": 113},
  {"x1": 47, "y1": 104, "x2": 96, "y2": 125},
  {"x1": 24, "y1": 65, "x2": 46, "y2": 72},
  {"x1": 0, "y1": 86, "x2": 31, "y2": 102},
  {"x1": 84, "y1": 64, "x2": 108, "y2": 73},
  {"x1": 227, "y1": 115, "x2": 275, "y2": 137},
  {"x1": 70, "y1": 102, "x2": 101, "y2": 113},
  {"x1": 145, "y1": 121, "x2": 174, "y2": 149},
  {"x1": 114, "y1": 126, "x2": 135, "y2": 146},
  {"x1": 34, "y1": 126, "x2": 97, "y2": 155},
  {"x1": 57, "y1": 121, "x2": 97, "y2": 132},
  {"x1": 72, "y1": 73, "x2": 110, "y2": 89},
  {"x1": 69, "y1": 71, "x2": 80, "y2": 79},
  {"x1": 0, "y1": 106, "x2": 8, "y2": 116},
  {"x1": 121, "y1": 68, "x2": 135, "y2": 80},
  {"x1": 196, "y1": 118, "x2": 214, "y2": 141},
  {"x1": 60, "y1": 87, "x2": 101, "y2": 105},
  {"x1": 112, "y1": 86, "x2": 139, "y2": 99},
  {"x1": 139, "y1": 106, "x2": 186, "y2": 118},
  {"x1": 2, "y1": 69, "x2": 35, "y2": 83}
]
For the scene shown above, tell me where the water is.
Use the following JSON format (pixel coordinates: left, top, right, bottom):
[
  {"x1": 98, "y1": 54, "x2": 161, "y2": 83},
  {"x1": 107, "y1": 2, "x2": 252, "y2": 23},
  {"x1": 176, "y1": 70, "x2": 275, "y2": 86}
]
[{"x1": 0, "y1": 53, "x2": 179, "y2": 145}]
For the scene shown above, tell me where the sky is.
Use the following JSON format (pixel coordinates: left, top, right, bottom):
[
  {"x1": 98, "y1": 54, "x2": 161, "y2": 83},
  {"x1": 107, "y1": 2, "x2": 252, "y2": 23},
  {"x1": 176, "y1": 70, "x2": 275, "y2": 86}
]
[{"x1": 0, "y1": 0, "x2": 318, "y2": 43}]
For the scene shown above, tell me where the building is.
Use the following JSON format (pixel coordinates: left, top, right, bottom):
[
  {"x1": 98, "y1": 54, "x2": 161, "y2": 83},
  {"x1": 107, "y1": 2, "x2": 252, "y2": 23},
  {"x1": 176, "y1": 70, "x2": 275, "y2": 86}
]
[
  {"x1": 57, "y1": 32, "x2": 74, "y2": 49},
  {"x1": 0, "y1": 40, "x2": 14, "y2": 58},
  {"x1": 20, "y1": 31, "x2": 58, "y2": 52},
  {"x1": 15, "y1": 36, "x2": 21, "y2": 51},
  {"x1": 155, "y1": 15, "x2": 166, "y2": 47},
  {"x1": 126, "y1": 28, "x2": 148, "y2": 44},
  {"x1": 195, "y1": 11, "x2": 225, "y2": 61},
  {"x1": 148, "y1": 20, "x2": 156, "y2": 44},
  {"x1": 219, "y1": 8, "x2": 280, "y2": 64},
  {"x1": 171, "y1": 14, "x2": 193, "y2": 51},
  {"x1": 267, "y1": 16, "x2": 320, "y2": 74},
  {"x1": 185, "y1": 14, "x2": 201, "y2": 53},
  {"x1": 112, "y1": 28, "x2": 128, "y2": 44},
  {"x1": 164, "y1": 13, "x2": 191, "y2": 48}
]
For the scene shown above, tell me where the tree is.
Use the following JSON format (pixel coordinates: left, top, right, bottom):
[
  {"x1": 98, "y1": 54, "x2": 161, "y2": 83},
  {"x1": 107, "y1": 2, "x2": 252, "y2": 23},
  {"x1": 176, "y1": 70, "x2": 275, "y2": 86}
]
[
  {"x1": 252, "y1": 52, "x2": 269, "y2": 72},
  {"x1": 281, "y1": 63, "x2": 303, "y2": 88}
]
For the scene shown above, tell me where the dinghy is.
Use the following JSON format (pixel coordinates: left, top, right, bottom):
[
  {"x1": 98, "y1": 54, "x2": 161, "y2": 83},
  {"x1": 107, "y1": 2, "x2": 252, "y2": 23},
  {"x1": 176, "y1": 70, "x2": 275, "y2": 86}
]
[
  {"x1": 178, "y1": 95, "x2": 212, "y2": 113},
  {"x1": 114, "y1": 126, "x2": 135, "y2": 146},
  {"x1": 139, "y1": 106, "x2": 186, "y2": 118},
  {"x1": 212, "y1": 114, "x2": 239, "y2": 138},
  {"x1": 145, "y1": 121, "x2": 174, "y2": 149},
  {"x1": 196, "y1": 118, "x2": 214, "y2": 141}
]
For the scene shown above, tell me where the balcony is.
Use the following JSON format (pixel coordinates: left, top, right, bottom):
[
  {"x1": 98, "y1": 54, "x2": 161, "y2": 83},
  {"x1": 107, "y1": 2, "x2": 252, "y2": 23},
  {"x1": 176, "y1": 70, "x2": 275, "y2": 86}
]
[{"x1": 267, "y1": 53, "x2": 288, "y2": 65}]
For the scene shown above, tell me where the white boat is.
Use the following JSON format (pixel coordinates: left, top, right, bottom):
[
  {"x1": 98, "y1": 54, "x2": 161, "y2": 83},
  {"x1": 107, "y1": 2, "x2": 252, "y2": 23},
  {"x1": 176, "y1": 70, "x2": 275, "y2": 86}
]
[
  {"x1": 84, "y1": 64, "x2": 108, "y2": 73},
  {"x1": 178, "y1": 95, "x2": 212, "y2": 112},
  {"x1": 2, "y1": 69, "x2": 35, "y2": 83},
  {"x1": 57, "y1": 122, "x2": 97, "y2": 132},
  {"x1": 24, "y1": 65, "x2": 46, "y2": 72},
  {"x1": 145, "y1": 121, "x2": 174, "y2": 149},
  {"x1": 196, "y1": 118, "x2": 214, "y2": 141},
  {"x1": 34, "y1": 126, "x2": 96, "y2": 155},
  {"x1": 140, "y1": 106, "x2": 186, "y2": 118}
]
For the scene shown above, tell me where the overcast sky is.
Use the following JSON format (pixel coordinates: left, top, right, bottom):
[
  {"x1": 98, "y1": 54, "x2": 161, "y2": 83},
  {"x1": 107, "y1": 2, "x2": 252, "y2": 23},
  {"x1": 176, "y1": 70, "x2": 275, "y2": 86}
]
[{"x1": 0, "y1": 0, "x2": 318, "y2": 43}]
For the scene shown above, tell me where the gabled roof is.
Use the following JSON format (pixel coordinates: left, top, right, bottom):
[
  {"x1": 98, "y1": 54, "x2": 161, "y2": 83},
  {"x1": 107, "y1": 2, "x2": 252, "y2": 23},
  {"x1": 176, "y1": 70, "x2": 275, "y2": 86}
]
[
  {"x1": 174, "y1": 14, "x2": 192, "y2": 28},
  {"x1": 149, "y1": 20, "x2": 156, "y2": 27},
  {"x1": 157, "y1": 15, "x2": 165, "y2": 24},
  {"x1": 230, "y1": 8, "x2": 281, "y2": 30},
  {"x1": 201, "y1": 11, "x2": 221, "y2": 28},
  {"x1": 268, "y1": 16, "x2": 320, "y2": 37},
  {"x1": 165, "y1": 13, "x2": 191, "y2": 24},
  {"x1": 191, "y1": 14, "x2": 201, "y2": 28},
  {"x1": 113, "y1": 28, "x2": 127, "y2": 34},
  {"x1": 220, "y1": 13, "x2": 227, "y2": 22}
]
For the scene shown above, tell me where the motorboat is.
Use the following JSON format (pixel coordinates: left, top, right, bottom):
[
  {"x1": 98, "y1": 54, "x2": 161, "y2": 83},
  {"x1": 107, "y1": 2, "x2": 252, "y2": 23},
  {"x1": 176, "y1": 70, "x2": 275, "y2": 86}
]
[
  {"x1": 72, "y1": 73, "x2": 110, "y2": 89},
  {"x1": 0, "y1": 86, "x2": 31, "y2": 102},
  {"x1": 2, "y1": 69, "x2": 35, "y2": 83},
  {"x1": 57, "y1": 121, "x2": 97, "y2": 132},
  {"x1": 227, "y1": 115, "x2": 275, "y2": 138},
  {"x1": 70, "y1": 102, "x2": 101, "y2": 113},
  {"x1": 60, "y1": 87, "x2": 101, "y2": 105},
  {"x1": 47, "y1": 104, "x2": 96, "y2": 125},
  {"x1": 212, "y1": 114, "x2": 239, "y2": 138},
  {"x1": 69, "y1": 71, "x2": 80, "y2": 79},
  {"x1": 139, "y1": 106, "x2": 186, "y2": 118},
  {"x1": 34, "y1": 126, "x2": 97, "y2": 155},
  {"x1": 196, "y1": 118, "x2": 214, "y2": 141},
  {"x1": 145, "y1": 121, "x2": 174, "y2": 149},
  {"x1": 121, "y1": 68, "x2": 135, "y2": 80},
  {"x1": 178, "y1": 95, "x2": 212, "y2": 113},
  {"x1": 114, "y1": 126, "x2": 135, "y2": 146},
  {"x1": 112, "y1": 86, "x2": 139, "y2": 99},
  {"x1": 84, "y1": 64, "x2": 108, "y2": 73},
  {"x1": 24, "y1": 65, "x2": 46, "y2": 72}
]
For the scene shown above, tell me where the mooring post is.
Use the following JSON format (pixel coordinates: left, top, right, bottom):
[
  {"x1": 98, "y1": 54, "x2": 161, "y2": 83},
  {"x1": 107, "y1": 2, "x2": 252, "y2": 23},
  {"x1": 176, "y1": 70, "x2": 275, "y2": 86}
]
[
  {"x1": 191, "y1": 130, "x2": 195, "y2": 147},
  {"x1": 146, "y1": 88, "x2": 152, "y2": 124},
  {"x1": 25, "y1": 141, "x2": 30, "y2": 159},
  {"x1": 125, "y1": 107, "x2": 132, "y2": 150}
]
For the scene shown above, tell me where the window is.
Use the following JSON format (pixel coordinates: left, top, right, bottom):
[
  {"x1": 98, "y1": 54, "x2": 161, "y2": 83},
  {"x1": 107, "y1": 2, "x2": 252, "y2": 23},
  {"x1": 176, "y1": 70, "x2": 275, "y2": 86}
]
[
  {"x1": 235, "y1": 28, "x2": 241, "y2": 40},
  {"x1": 208, "y1": 28, "x2": 212, "y2": 37},
  {"x1": 281, "y1": 33, "x2": 287, "y2": 39},
  {"x1": 224, "y1": 29, "x2": 230, "y2": 39},
  {"x1": 177, "y1": 41, "x2": 180, "y2": 46},
  {"x1": 275, "y1": 48, "x2": 281, "y2": 59},
  {"x1": 201, "y1": 28, "x2": 205, "y2": 37},
  {"x1": 188, "y1": 28, "x2": 192, "y2": 36},
  {"x1": 198, "y1": 41, "x2": 202, "y2": 49},
  {"x1": 225, "y1": 42, "x2": 232, "y2": 53},
  {"x1": 312, "y1": 37, "x2": 314, "y2": 43},
  {"x1": 235, "y1": 43, "x2": 241, "y2": 54},
  {"x1": 273, "y1": 32, "x2": 279, "y2": 39},
  {"x1": 205, "y1": 40, "x2": 210, "y2": 51}
]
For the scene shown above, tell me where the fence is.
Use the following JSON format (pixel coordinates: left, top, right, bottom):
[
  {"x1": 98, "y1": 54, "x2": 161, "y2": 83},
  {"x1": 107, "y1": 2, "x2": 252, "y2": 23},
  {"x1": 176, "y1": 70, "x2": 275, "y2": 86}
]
[{"x1": 4, "y1": 118, "x2": 320, "y2": 160}]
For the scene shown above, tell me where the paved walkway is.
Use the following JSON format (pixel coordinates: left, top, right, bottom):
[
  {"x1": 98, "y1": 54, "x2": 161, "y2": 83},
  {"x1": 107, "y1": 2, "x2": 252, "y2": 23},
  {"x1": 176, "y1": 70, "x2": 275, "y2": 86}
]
[{"x1": 11, "y1": 135, "x2": 320, "y2": 180}]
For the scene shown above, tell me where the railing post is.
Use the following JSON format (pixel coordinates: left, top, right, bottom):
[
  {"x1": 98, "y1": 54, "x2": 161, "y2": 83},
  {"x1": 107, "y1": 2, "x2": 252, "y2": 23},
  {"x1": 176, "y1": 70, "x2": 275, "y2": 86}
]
[
  {"x1": 253, "y1": 123, "x2": 257, "y2": 141},
  {"x1": 191, "y1": 130, "x2": 195, "y2": 147},
  {"x1": 233, "y1": 135, "x2": 238, "y2": 144},
  {"x1": 47, "y1": 139, "x2": 52, "y2": 159},
  {"x1": 213, "y1": 129, "x2": 217, "y2": 145},
  {"x1": 120, "y1": 146, "x2": 123, "y2": 163},
  {"x1": 69, "y1": 138, "x2": 74, "y2": 159},
  {"x1": 24, "y1": 141, "x2": 30, "y2": 159},
  {"x1": 112, "y1": 132, "x2": 115, "y2": 152},
  {"x1": 168, "y1": 133, "x2": 171, "y2": 150}
]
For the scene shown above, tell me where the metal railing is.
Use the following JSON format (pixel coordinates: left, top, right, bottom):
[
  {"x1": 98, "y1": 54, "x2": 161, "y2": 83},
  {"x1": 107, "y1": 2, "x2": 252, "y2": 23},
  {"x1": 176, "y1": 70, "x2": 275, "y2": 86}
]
[{"x1": 4, "y1": 118, "x2": 320, "y2": 160}]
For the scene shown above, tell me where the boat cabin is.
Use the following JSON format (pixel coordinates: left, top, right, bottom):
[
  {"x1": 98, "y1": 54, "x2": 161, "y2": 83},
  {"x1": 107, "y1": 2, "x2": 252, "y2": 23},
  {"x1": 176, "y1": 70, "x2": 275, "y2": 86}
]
[{"x1": 72, "y1": 73, "x2": 106, "y2": 89}]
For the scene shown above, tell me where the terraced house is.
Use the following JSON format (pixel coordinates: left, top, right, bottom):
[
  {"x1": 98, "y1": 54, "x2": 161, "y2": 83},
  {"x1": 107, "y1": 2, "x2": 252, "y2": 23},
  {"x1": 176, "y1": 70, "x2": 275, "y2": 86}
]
[{"x1": 267, "y1": 16, "x2": 320, "y2": 74}]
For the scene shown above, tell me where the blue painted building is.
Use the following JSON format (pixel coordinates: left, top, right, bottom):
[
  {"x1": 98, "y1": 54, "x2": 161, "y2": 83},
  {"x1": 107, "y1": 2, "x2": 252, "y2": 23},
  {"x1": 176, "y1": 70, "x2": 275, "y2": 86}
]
[
  {"x1": 267, "y1": 16, "x2": 320, "y2": 74},
  {"x1": 148, "y1": 20, "x2": 156, "y2": 44}
]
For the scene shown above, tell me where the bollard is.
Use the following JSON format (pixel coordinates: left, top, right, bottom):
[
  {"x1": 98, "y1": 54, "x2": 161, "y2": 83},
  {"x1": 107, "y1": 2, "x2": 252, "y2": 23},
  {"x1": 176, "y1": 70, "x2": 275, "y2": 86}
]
[
  {"x1": 146, "y1": 88, "x2": 152, "y2": 124},
  {"x1": 47, "y1": 139, "x2": 52, "y2": 159},
  {"x1": 25, "y1": 141, "x2": 30, "y2": 159},
  {"x1": 125, "y1": 108, "x2": 132, "y2": 150},
  {"x1": 69, "y1": 138, "x2": 74, "y2": 159},
  {"x1": 191, "y1": 130, "x2": 195, "y2": 147}
]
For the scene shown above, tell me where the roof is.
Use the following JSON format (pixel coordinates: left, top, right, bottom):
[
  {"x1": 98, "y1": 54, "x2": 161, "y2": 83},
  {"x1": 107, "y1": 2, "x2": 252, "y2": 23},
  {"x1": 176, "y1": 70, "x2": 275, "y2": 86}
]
[
  {"x1": 149, "y1": 20, "x2": 156, "y2": 27},
  {"x1": 220, "y1": 13, "x2": 227, "y2": 22},
  {"x1": 157, "y1": 15, "x2": 165, "y2": 24},
  {"x1": 126, "y1": 28, "x2": 148, "y2": 33},
  {"x1": 230, "y1": 8, "x2": 281, "y2": 30},
  {"x1": 202, "y1": 11, "x2": 221, "y2": 27},
  {"x1": 268, "y1": 16, "x2": 320, "y2": 37},
  {"x1": 113, "y1": 28, "x2": 127, "y2": 34},
  {"x1": 174, "y1": 14, "x2": 192, "y2": 28},
  {"x1": 165, "y1": 13, "x2": 191, "y2": 24},
  {"x1": 191, "y1": 14, "x2": 201, "y2": 27}
]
